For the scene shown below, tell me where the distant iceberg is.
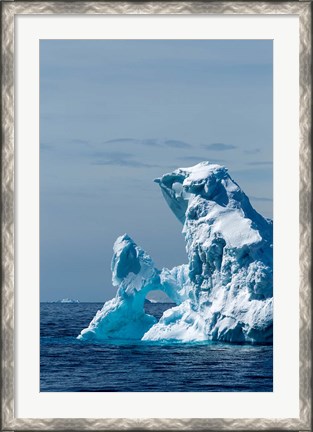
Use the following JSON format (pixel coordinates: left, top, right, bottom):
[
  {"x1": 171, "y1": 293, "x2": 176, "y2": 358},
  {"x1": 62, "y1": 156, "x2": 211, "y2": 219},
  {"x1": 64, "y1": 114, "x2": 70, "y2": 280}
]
[
  {"x1": 78, "y1": 162, "x2": 272, "y2": 344},
  {"x1": 146, "y1": 290, "x2": 175, "y2": 303},
  {"x1": 56, "y1": 298, "x2": 80, "y2": 304}
]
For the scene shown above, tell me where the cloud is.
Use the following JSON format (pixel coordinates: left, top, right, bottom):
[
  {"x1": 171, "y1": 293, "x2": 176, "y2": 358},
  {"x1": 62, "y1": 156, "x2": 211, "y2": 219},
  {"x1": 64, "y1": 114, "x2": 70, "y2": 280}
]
[
  {"x1": 104, "y1": 138, "x2": 162, "y2": 147},
  {"x1": 141, "y1": 139, "x2": 162, "y2": 147},
  {"x1": 164, "y1": 140, "x2": 191, "y2": 149},
  {"x1": 247, "y1": 161, "x2": 273, "y2": 166},
  {"x1": 202, "y1": 143, "x2": 237, "y2": 151},
  {"x1": 103, "y1": 138, "x2": 137, "y2": 144},
  {"x1": 244, "y1": 148, "x2": 261, "y2": 155},
  {"x1": 91, "y1": 151, "x2": 158, "y2": 168},
  {"x1": 103, "y1": 138, "x2": 192, "y2": 149}
]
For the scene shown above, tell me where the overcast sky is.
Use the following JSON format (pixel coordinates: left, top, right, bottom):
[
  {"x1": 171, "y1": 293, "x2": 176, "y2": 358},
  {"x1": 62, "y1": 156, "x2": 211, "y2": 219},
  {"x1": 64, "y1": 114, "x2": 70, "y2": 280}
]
[{"x1": 40, "y1": 40, "x2": 273, "y2": 302}]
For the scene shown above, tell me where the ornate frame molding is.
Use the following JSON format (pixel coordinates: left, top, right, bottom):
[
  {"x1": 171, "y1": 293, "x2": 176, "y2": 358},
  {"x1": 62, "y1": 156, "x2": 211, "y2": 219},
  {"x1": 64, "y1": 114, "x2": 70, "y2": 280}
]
[{"x1": 1, "y1": 2, "x2": 311, "y2": 430}]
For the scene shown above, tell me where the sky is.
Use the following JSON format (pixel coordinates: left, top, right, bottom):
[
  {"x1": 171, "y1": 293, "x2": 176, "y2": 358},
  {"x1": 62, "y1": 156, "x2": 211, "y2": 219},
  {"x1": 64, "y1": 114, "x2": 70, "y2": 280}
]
[{"x1": 40, "y1": 40, "x2": 273, "y2": 302}]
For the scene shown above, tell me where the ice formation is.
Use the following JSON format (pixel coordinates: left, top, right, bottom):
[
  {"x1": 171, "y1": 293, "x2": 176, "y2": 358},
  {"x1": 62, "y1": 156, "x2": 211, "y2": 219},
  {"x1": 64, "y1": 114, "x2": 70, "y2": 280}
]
[
  {"x1": 146, "y1": 290, "x2": 174, "y2": 303},
  {"x1": 78, "y1": 162, "x2": 273, "y2": 344},
  {"x1": 55, "y1": 298, "x2": 80, "y2": 303}
]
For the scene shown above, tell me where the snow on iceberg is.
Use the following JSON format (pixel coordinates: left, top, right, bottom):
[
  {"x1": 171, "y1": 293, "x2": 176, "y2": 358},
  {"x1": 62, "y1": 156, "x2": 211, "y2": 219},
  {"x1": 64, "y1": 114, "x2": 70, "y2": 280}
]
[{"x1": 78, "y1": 162, "x2": 273, "y2": 344}]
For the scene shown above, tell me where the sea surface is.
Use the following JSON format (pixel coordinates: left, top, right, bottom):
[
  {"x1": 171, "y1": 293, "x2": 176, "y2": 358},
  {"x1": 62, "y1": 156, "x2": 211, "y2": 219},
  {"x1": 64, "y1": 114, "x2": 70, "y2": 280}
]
[{"x1": 40, "y1": 302, "x2": 273, "y2": 392}]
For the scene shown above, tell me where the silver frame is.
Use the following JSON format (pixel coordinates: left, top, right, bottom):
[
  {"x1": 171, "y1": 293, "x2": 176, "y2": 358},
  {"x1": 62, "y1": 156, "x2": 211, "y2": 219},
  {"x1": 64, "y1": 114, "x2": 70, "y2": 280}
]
[{"x1": 1, "y1": 1, "x2": 311, "y2": 430}]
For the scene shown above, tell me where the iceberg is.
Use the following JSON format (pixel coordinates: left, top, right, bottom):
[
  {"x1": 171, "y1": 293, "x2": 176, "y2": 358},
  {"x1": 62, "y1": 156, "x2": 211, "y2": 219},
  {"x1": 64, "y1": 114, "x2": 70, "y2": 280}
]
[
  {"x1": 146, "y1": 290, "x2": 175, "y2": 303},
  {"x1": 78, "y1": 162, "x2": 273, "y2": 344},
  {"x1": 54, "y1": 298, "x2": 80, "y2": 304}
]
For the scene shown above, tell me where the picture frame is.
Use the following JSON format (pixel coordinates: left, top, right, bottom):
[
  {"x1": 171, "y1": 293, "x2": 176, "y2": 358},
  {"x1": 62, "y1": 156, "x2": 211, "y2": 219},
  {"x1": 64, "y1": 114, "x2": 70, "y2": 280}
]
[{"x1": 1, "y1": 1, "x2": 311, "y2": 430}]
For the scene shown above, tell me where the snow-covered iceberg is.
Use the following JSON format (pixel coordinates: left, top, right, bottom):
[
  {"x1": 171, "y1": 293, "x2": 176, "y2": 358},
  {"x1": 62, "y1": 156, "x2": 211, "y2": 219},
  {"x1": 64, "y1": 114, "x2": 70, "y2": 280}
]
[{"x1": 78, "y1": 162, "x2": 273, "y2": 344}]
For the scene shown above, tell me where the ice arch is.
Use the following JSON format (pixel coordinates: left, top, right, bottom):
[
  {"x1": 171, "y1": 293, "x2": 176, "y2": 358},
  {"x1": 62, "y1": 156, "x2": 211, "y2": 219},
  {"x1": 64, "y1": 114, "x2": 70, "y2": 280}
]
[{"x1": 78, "y1": 235, "x2": 185, "y2": 341}]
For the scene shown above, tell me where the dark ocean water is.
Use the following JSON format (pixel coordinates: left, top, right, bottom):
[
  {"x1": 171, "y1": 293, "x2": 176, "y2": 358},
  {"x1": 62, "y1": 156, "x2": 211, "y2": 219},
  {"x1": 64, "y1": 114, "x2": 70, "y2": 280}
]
[{"x1": 40, "y1": 302, "x2": 273, "y2": 392}]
